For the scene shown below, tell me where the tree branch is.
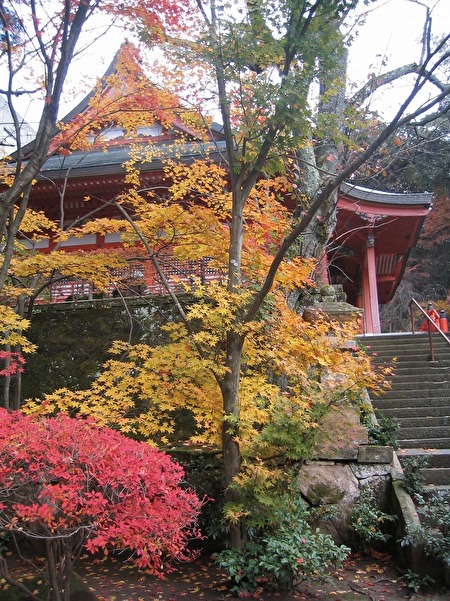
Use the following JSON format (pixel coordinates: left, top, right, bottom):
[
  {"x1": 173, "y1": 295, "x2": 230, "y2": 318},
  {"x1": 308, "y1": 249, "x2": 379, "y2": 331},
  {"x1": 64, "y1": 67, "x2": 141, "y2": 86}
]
[
  {"x1": 244, "y1": 69, "x2": 450, "y2": 323},
  {"x1": 113, "y1": 201, "x2": 210, "y2": 362}
]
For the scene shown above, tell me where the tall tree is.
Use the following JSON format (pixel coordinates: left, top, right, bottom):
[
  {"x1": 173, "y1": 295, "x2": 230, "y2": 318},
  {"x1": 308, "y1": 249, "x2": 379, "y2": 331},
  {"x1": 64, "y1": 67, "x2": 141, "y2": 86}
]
[
  {"x1": 0, "y1": 0, "x2": 191, "y2": 290},
  {"x1": 9, "y1": 0, "x2": 450, "y2": 558},
  {"x1": 0, "y1": 0, "x2": 193, "y2": 406},
  {"x1": 152, "y1": 0, "x2": 450, "y2": 548}
]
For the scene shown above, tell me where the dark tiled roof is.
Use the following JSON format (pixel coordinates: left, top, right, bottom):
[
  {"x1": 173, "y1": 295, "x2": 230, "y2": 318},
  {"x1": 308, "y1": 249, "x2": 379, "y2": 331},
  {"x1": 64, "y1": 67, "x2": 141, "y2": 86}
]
[
  {"x1": 36, "y1": 140, "x2": 227, "y2": 180},
  {"x1": 340, "y1": 182, "x2": 432, "y2": 207}
]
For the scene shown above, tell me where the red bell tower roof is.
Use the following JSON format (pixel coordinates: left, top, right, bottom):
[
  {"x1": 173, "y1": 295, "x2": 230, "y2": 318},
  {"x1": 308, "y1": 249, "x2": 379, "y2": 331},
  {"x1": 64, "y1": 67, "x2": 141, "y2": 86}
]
[{"x1": 330, "y1": 183, "x2": 432, "y2": 310}]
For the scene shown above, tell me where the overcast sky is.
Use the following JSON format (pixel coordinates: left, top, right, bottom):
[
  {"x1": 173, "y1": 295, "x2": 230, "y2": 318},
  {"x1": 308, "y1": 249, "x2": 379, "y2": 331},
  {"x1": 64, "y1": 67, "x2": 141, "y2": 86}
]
[
  {"x1": 5, "y1": 0, "x2": 448, "y2": 130},
  {"x1": 347, "y1": 0, "x2": 447, "y2": 118}
]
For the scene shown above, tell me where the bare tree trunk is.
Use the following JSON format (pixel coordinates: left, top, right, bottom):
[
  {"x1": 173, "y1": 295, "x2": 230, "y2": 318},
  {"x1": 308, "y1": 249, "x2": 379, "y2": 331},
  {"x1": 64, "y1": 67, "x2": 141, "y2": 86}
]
[
  {"x1": 0, "y1": 0, "x2": 94, "y2": 292},
  {"x1": 221, "y1": 326, "x2": 246, "y2": 548},
  {"x1": 295, "y1": 46, "x2": 348, "y2": 261},
  {"x1": 46, "y1": 540, "x2": 63, "y2": 601},
  {"x1": 2, "y1": 347, "x2": 11, "y2": 410}
]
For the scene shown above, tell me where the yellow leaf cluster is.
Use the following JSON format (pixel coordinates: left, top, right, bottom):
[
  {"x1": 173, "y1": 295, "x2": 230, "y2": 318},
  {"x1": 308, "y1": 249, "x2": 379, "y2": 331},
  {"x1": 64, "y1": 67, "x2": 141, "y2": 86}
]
[
  {"x1": 24, "y1": 282, "x2": 385, "y2": 460},
  {"x1": 165, "y1": 160, "x2": 231, "y2": 219},
  {"x1": 20, "y1": 158, "x2": 387, "y2": 477},
  {"x1": 0, "y1": 307, "x2": 36, "y2": 354},
  {"x1": 18, "y1": 209, "x2": 58, "y2": 241},
  {"x1": 11, "y1": 250, "x2": 128, "y2": 293}
]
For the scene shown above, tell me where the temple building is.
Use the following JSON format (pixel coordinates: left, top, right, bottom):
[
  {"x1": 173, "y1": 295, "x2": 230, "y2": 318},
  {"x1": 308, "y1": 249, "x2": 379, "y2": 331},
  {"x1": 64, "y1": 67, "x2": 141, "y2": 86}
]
[{"x1": 10, "y1": 44, "x2": 432, "y2": 334}]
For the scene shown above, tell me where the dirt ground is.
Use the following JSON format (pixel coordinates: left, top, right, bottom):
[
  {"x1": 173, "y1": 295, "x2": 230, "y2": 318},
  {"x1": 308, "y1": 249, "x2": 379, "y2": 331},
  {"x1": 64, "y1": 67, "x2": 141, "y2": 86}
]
[
  {"x1": 2, "y1": 550, "x2": 448, "y2": 601},
  {"x1": 75, "y1": 551, "x2": 449, "y2": 601}
]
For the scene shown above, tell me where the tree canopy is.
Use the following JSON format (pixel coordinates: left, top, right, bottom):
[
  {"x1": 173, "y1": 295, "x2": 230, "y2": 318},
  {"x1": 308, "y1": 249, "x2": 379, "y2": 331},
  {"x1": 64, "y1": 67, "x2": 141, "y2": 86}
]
[
  {"x1": 2, "y1": 0, "x2": 450, "y2": 566},
  {"x1": 0, "y1": 409, "x2": 202, "y2": 601}
]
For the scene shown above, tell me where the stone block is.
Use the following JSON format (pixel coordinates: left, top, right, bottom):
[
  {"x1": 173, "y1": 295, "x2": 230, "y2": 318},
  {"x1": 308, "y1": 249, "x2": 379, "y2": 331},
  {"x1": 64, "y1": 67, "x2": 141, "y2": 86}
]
[
  {"x1": 297, "y1": 463, "x2": 359, "y2": 545},
  {"x1": 313, "y1": 404, "x2": 368, "y2": 461},
  {"x1": 358, "y1": 445, "x2": 393, "y2": 464}
]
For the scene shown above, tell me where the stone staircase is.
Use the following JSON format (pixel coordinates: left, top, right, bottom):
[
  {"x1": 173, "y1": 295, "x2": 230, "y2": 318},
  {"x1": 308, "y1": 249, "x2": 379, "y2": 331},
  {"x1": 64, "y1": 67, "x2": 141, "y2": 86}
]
[{"x1": 359, "y1": 332, "x2": 450, "y2": 490}]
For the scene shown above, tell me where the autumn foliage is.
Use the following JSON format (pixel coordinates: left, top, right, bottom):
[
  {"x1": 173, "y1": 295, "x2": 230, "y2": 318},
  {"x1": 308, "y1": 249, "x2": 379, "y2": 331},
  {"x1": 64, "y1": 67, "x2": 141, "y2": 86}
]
[
  {"x1": 0, "y1": 409, "x2": 202, "y2": 600},
  {"x1": 3, "y1": 0, "x2": 435, "y2": 569},
  {"x1": 24, "y1": 158, "x2": 386, "y2": 457}
]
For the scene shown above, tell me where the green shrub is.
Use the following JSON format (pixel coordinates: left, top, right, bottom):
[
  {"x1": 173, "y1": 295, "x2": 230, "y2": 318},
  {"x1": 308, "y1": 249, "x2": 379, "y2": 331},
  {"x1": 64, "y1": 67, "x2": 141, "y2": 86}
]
[
  {"x1": 402, "y1": 455, "x2": 429, "y2": 500},
  {"x1": 176, "y1": 452, "x2": 227, "y2": 549},
  {"x1": 401, "y1": 569, "x2": 435, "y2": 592},
  {"x1": 350, "y1": 486, "x2": 396, "y2": 549},
  {"x1": 401, "y1": 490, "x2": 450, "y2": 566},
  {"x1": 366, "y1": 412, "x2": 399, "y2": 449},
  {"x1": 216, "y1": 491, "x2": 349, "y2": 594},
  {"x1": 401, "y1": 455, "x2": 429, "y2": 498}
]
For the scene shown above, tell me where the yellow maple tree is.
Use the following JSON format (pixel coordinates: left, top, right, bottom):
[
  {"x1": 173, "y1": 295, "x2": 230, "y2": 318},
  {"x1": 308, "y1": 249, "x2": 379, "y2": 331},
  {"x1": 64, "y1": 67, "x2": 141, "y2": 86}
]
[{"x1": 24, "y1": 159, "x2": 388, "y2": 463}]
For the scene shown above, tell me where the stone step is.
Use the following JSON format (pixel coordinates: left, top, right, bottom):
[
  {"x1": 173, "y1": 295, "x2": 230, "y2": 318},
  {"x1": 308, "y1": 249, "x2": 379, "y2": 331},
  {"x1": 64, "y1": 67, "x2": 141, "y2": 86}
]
[
  {"x1": 369, "y1": 347, "x2": 450, "y2": 354},
  {"x1": 397, "y1": 437, "x2": 450, "y2": 449},
  {"x1": 423, "y1": 485, "x2": 450, "y2": 501},
  {"x1": 397, "y1": 448, "x2": 450, "y2": 469},
  {"x1": 387, "y1": 372, "x2": 450, "y2": 383},
  {"x1": 422, "y1": 467, "x2": 450, "y2": 486},
  {"x1": 387, "y1": 362, "x2": 450, "y2": 370},
  {"x1": 360, "y1": 332, "x2": 449, "y2": 344},
  {"x1": 379, "y1": 406, "x2": 450, "y2": 419},
  {"x1": 384, "y1": 380, "x2": 449, "y2": 391},
  {"x1": 396, "y1": 415, "x2": 450, "y2": 429},
  {"x1": 372, "y1": 396, "x2": 450, "y2": 408},
  {"x1": 361, "y1": 339, "x2": 450, "y2": 358},
  {"x1": 364, "y1": 347, "x2": 450, "y2": 357},
  {"x1": 364, "y1": 334, "x2": 450, "y2": 486},
  {"x1": 386, "y1": 357, "x2": 450, "y2": 373},
  {"x1": 367, "y1": 339, "x2": 450, "y2": 348},
  {"x1": 398, "y1": 425, "x2": 450, "y2": 440}
]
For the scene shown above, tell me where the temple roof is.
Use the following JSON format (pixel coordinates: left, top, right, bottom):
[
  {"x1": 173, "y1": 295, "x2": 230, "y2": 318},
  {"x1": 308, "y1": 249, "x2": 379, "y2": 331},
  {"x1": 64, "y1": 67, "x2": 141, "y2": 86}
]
[
  {"x1": 340, "y1": 182, "x2": 432, "y2": 208},
  {"x1": 8, "y1": 41, "x2": 433, "y2": 326},
  {"x1": 330, "y1": 183, "x2": 432, "y2": 308},
  {"x1": 36, "y1": 138, "x2": 227, "y2": 182}
]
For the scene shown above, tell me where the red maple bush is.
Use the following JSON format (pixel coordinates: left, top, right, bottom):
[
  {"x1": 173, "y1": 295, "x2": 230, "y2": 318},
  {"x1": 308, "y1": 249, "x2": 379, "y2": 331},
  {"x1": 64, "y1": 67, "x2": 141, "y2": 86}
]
[{"x1": 0, "y1": 410, "x2": 202, "y2": 601}]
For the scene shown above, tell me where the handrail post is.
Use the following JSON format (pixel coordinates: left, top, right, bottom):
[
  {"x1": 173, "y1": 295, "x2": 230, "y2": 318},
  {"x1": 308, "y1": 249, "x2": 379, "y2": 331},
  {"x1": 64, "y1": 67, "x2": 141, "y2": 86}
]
[
  {"x1": 428, "y1": 320, "x2": 435, "y2": 362},
  {"x1": 409, "y1": 303, "x2": 415, "y2": 334}
]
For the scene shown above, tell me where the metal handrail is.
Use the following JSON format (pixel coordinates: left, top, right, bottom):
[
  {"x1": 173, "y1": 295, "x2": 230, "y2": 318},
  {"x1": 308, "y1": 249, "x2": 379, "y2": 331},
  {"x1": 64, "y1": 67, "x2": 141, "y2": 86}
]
[{"x1": 408, "y1": 298, "x2": 450, "y2": 362}]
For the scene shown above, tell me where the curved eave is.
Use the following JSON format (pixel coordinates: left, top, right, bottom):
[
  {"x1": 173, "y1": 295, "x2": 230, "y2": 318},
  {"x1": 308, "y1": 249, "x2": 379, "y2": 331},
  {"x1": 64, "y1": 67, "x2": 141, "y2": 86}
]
[
  {"x1": 32, "y1": 140, "x2": 227, "y2": 183},
  {"x1": 331, "y1": 184, "x2": 432, "y2": 306},
  {"x1": 340, "y1": 182, "x2": 433, "y2": 210},
  {"x1": 338, "y1": 196, "x2": 430, "y2": 218}
]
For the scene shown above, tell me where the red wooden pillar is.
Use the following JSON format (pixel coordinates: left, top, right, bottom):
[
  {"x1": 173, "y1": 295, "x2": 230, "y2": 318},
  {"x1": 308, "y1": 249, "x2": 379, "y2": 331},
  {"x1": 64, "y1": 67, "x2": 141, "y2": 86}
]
[{"x1": 362, "y1": 233, "x2": 381, "y2": 334}]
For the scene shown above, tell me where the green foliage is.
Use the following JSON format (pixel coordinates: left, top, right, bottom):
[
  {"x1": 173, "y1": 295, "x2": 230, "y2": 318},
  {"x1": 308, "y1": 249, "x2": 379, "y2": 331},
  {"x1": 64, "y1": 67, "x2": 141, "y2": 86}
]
[
  {"x1": 401, "y1": 490, "x2": 450, "y2": 567},
  {"x1": 401, "y1": 455, "x2": 429, "y2": 498},
  {"x1": 180, "y1": 452, "x2": 227, "y2": 548},
  {"x1": 401, "y1": 456, "x2": 450, "y2": 574},
  {"x1": 216, "y1": 487, "x2": 349, "y2": 594},
  {"x1": 350, "y1": 486, "x2": 396, "y2": 549},
  {"x1": 401, "y1": 569, "x2": 435, "y2": 593},
  {"x1": 366, "y1": 412, "x2": 399, "y2": 449},
  {"x1": 0, "y1": 531, "x2": 9, "y2": 555},
  {"x1": 21, "y1": 299, "x2": 182, "y2": 399}
]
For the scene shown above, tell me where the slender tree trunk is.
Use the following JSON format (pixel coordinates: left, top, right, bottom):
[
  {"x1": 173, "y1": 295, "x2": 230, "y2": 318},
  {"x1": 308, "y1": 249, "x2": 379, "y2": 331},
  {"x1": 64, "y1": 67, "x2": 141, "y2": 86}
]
[
  {"x1": 221, "y1": 331, "x2": 246, "y2": 548},
  {"x1": 11, "y1": 348, "x2": 22, "y2": 411},
  {"x1": 308, "y1": 47, "x2": 347, "y2": 255},
  {"x1": 0, "y1": 0, "x2": 94, "y2": 293},
  {"x1": 46, "y1": 540, "x2": 62, "y2": 601},
  {"x1": 290, "y1": 45, "x2": 348, "y2": 302},
  {"x1": 2, "y1": 345, "x2": 11, "y2": 410},
  {"x1": 11, "y1": 295, "x2": 26, "y2": 410}
]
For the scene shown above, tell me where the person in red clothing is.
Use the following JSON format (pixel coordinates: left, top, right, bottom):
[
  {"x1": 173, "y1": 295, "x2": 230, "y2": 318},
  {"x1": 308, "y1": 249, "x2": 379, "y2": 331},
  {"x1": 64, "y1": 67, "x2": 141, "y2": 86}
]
[{"x1": 419, "y1": 302, "x2": 440, "y2": 332}]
